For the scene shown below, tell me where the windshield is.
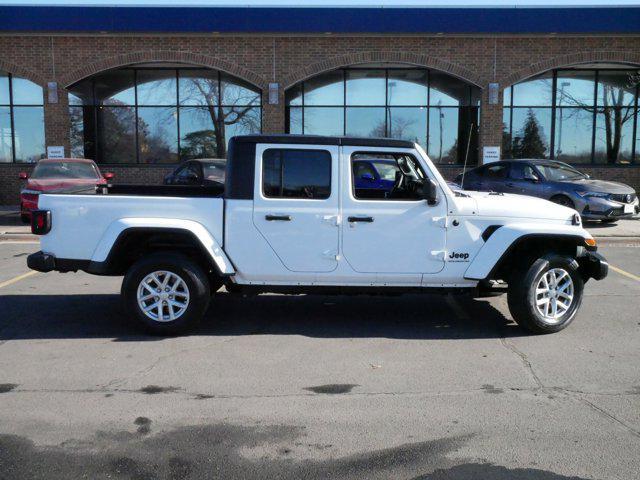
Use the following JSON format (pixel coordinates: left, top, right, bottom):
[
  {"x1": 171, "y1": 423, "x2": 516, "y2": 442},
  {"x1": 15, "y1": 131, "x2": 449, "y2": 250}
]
[
  {"x1": 536, "y1": 163, "x2": 586, "y2": 182},
  {"x1": 31, "y1": 161, "x2": 100, "y2": 180}
]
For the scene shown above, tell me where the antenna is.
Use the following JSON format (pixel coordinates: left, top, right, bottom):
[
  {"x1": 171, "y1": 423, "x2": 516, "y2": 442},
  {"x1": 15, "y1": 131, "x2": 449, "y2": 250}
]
[{"x1": 460, "y1": 122, "x2": 474, "y2": 189}]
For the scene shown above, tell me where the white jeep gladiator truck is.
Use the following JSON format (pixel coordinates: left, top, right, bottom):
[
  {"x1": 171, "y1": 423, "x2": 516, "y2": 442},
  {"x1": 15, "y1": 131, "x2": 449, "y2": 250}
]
[{"x1": 28, "y1": 135, "x2": 608, "y2": 335}]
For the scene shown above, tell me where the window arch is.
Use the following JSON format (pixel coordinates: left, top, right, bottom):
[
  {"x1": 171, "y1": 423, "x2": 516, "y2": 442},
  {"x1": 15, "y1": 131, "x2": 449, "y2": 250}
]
[
  {"x1": 0, "y1": 71, "x2": 45, "y2": 163},
  {"x1": 502, "y1": 64, "x2": 640, "y2": 164},
  {"x1": 285, "y1": 66, "x2": 481, "y2": 165},
  {"x1": 68, "y1": 65, "x2": 262, "y2": 164}
]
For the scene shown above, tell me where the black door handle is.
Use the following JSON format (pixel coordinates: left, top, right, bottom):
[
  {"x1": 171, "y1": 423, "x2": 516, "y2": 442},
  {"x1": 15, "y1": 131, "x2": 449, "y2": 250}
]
[
  {"x1": 265, "y1": 214, "x2": 291, "y2": 221},
  {"x1": 348, "y1": 216, "x2": 374, "y2": 223}
]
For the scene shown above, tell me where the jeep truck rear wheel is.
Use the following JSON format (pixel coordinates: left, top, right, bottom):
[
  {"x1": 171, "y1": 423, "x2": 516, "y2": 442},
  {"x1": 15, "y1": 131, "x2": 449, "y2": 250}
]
[
  {"x1": 507, "y1": 255, "x2": 584, "y2": 334},
  {"x1": 122, "y1": 253, "x2": 210, "y2": 335}
]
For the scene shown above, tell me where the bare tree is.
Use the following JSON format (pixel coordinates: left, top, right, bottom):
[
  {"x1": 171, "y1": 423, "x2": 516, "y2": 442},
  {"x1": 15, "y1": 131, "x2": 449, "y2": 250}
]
[{"x1": 179, "y1": 76, "x2": 260, "y2": 158}]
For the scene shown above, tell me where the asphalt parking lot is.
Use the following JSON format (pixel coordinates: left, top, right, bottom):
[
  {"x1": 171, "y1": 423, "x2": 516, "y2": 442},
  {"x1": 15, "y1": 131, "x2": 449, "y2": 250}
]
[{"x1": 0, "y1": 241, "x2": 639, "y2": 479}]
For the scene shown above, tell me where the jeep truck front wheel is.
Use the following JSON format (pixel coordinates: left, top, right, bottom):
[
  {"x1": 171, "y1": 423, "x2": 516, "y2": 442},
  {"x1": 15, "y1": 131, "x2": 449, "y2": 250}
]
[
  {"x1": 507, "y1": 255, "x2": 584, "y2": 334},
  {"x1": 122, "y1": 253, "x2": 210, "y2": 335}
]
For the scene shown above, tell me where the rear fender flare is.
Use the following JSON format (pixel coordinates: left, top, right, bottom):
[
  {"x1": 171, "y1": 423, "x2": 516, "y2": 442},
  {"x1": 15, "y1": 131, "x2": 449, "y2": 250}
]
[
  {"x1": 90, "y1": 218, "x2": 235, "y2": 276},
  {"x1": 464, "y1": 223, "x2": 591, "y2": 281}
]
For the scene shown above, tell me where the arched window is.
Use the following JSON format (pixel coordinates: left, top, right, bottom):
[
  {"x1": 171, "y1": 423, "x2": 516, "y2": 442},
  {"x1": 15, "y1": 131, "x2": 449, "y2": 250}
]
[
  {"x1": 68, "y1": 65, "x2": 262, "y2": 164},
  {"x1": 285, "y1": 66, "x2": 480, "y2": 164},
  {"x1": 502, "y1": 65, "x2": 640, "y2": 164},
  {"x1": 0, "y1": 71, "x2": 45, "y2": 163}
]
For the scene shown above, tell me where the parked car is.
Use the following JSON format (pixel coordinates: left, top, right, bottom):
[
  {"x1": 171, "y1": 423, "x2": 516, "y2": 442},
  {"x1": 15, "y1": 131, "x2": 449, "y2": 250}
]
[
  {"x1": 19, "y1": 158, "x2": 113, "y2": 223},
  {"x1": 164, "y1": 159, "x2": 226, "y2": 187},
  {"x1": 456, "y1": 159, "x2": 639, "y2": 223},
  {"x1": 28, "y1": 135, "x2": 607, "y2": 336}
]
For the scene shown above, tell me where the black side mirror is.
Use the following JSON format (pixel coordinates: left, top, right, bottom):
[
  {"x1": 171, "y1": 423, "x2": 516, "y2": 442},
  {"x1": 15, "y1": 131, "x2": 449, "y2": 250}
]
[{"x1": 421, "y1": 178, "x2": 439, "y2": 205}]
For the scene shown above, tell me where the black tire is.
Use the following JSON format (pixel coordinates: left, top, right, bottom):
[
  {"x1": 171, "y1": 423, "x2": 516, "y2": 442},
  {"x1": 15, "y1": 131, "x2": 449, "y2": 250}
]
[
  {"x1": 507, "y1": 255, "x2": 584, "y2": 334},
  {"x1": 550, "y1": 195, "x2": 575, "y2": 210},
  {"x1": 121, "y1": 252, "x2": 210, "y2": 335},
  {"x1": 21, "y1": 214, "x2": 30, "y2": 224}
]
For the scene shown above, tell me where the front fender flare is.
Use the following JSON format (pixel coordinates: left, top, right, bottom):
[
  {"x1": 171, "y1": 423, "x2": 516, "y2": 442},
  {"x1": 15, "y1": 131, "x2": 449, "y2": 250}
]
[
  {"x1": 90, "y1": 218, "x2": 235, "y2": 276},
  {"x1": 464, "y1": 223, "x2": 592, "y2": 281}
]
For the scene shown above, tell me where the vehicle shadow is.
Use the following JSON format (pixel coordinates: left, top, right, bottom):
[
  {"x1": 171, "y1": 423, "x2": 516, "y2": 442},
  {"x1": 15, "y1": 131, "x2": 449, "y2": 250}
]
[{"x1": 0, "y1": 292, "x2": 528, "y2": 342}]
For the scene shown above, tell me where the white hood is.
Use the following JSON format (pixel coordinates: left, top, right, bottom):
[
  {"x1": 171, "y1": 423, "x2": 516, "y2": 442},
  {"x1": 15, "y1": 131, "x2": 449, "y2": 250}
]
[{"x1": 460, "y1": 191, "x2": 577, "y2": 221}]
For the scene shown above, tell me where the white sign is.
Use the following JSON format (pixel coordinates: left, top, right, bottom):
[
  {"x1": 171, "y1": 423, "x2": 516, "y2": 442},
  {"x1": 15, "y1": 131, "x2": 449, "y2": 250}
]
[
  {"x1": 47, "y1": 146, "x2": 65, "y2": 159},
  {"x1": 483, "y1": 146, "x2": 500, "y2": 164}
]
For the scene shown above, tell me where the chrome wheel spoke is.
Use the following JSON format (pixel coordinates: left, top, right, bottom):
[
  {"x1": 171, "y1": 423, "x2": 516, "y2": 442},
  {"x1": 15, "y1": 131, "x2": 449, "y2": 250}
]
[
  {"x1": 137, "y1": 270, "x2": 190, "y2": 323},
  {"x1": 535, "y1": 268, "x2": 574, "y2": 324}
]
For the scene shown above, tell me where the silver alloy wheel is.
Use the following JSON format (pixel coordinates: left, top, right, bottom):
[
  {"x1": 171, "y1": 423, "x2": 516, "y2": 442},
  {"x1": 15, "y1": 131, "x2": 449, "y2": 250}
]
[
  {"x1": 137, "y1": 270, "x2": 190, "y2": 323},
  {"x1": 535, "y1": 267, "x2": 574, "y2": 324}
]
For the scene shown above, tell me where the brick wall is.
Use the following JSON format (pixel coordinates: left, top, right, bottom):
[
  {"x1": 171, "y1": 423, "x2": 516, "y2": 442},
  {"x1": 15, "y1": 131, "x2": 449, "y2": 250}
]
[{"x1": 1, "y1": 33, "x2": 640, "y2": 204}]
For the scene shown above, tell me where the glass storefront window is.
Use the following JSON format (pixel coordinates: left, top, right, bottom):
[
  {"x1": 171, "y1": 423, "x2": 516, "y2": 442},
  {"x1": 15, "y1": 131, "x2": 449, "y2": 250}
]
[
  {"x1": 304, "y1": 71, "x2": 344, "y2": 106},
  {"x1": 387, "y1": 107, "x2": 427, "y2": 147},
  {"x1": 95, "y1": 69, "x2": 135, "y2": 106},
  {"x1": 597, "y1": 71, "x2": 637, "y2": 108},
  {"x1": 428, "y1": 107, "x2": 459, "y2": 164},
  {"x1": 594, "y1": 107, "x2": 635, "y2": 164},
  {"x1": 137, "y1": 106, "x2": 178, "y2": 163},
  {"x1": 179, "y1": 106, "x2": 217, "y2": 159},
  {"x1": 303, "y1": 107, "x2": 344, "y2": 136},
  {"x1": 387, "y1": 70, "x2": 428, "y2": 106},
  {"x1": 285, "y1": 67, "x2": 480, "y2": 164},
  {"x1": 0, "y1": 106, "x2": 12, "y2": 163},
  {"x1": 503, "y1": 66, "x2": 640, "y2": 164},
  {"x1": 68, "y1": 66, "x2": 262, "y2": 163},
  {"x1": 554, "y1": 108, "x2": 594, "y2": 163},
  {"x1": 345, "y1": 107, "x2": 386, "y2": 137},
  {"x1": 179, "y1": 70, "x2": 219, "y2": 106},
  {"x1": 346, "y1": 70, "x2": 386, "y2": 106},
  {"x1": 509, "y1": 108, "x2": 552, "y2": 159},
  {"x1": 98, "y1": 106, "x2": 137, "y2": 164},
  {"x1": 511, "y1": 72, "x2": 553, "y2": 107},
  {"x1": 0, "y1": 71, "x2": 45, "y2": 163},
  {"x1": 137, "y1": 70, "x2": 177, "y2": 106},
  {"x1": 0, "y1": 73, "x2": 9, "y2": 105}
]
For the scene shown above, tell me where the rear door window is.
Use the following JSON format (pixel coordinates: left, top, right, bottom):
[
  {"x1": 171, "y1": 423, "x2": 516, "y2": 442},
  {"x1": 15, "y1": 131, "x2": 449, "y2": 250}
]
[{"x1": 262, "y1": 149, "x2": 331, "y2": 200}]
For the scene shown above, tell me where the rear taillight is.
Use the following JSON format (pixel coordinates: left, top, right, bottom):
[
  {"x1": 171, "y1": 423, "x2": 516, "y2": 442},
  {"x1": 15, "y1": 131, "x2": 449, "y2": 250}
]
[{"x1": 31, "y1": 210, "x2": 51, "y2": 235}]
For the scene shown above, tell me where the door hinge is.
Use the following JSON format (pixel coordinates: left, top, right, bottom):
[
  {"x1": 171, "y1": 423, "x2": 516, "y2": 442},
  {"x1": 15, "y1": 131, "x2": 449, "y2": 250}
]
[
  {"x1": 322, "y1": 214, "x2": 341, "y2": 226},
  {"x1": 322, "y1": 249, "x2": 340, "y2": 260},
  {"x1": 432, "y1": 216, "x2": 448, "y2": 228},
  {"x1": 429, "y1": 250, "x2": 446, "y2": 260}
]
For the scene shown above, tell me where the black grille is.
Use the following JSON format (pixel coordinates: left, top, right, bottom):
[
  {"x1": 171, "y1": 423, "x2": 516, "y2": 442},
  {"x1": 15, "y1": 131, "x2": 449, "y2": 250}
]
[{"x1": 610, "y1": 193, "x2": 637, "y2": 204}]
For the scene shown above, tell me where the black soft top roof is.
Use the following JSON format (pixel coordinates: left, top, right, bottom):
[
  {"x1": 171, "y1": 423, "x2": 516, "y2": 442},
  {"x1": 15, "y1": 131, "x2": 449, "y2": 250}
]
[{"x1": 231, "y1": 134, "x2": 415, "y2": 149}]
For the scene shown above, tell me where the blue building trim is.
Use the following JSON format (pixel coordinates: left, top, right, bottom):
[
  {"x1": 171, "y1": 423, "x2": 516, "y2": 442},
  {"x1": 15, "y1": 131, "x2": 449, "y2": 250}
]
[{"x1": 0, "y1": 6, "x2": 639, "y2": 34}]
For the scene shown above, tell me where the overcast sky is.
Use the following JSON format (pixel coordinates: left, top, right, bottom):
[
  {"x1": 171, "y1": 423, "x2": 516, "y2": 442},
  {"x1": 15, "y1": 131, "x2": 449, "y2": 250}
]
[{"x1": 1, "y1": 0, "x2": 639, "y2": 6}]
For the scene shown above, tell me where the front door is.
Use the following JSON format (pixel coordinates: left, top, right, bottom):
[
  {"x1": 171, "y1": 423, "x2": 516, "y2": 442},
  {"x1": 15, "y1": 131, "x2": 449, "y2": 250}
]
[
  {"x1": 252, "y1": 144, "x2": 340, "y2": 272},
  {"x1": 341, "y1": 147, "x2": 447, "y2": 275}
]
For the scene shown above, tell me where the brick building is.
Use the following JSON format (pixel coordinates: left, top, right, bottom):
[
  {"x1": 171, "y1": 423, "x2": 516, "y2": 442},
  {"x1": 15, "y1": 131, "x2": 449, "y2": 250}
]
[{"x1": 1, "y1": 4, "x2": 640, "y2": 204}]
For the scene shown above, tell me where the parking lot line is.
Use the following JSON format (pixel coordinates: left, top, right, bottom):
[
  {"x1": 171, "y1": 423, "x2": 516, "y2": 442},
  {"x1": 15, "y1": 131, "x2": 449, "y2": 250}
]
[
  {"x1": 0, "y1": 271, "x2": 37, "y2": 289},
  {"x1": 609, "y1": 265, "x2": 640, "y2": 283}
]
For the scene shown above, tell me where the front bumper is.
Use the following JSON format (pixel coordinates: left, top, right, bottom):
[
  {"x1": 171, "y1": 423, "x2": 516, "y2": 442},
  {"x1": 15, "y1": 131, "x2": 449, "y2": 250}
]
[
  {"x1": 578, "y1": 251, "x2": 608, "y2": 281},
  {"x1": 581, "y1": 197, "x2": 639, "y2": 220}
]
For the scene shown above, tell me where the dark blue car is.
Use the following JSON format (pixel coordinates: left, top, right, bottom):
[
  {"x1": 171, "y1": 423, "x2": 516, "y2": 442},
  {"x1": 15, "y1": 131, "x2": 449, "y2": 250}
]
[{"x1": 456, "y1": 159, "x2": 639, "y2": 223}]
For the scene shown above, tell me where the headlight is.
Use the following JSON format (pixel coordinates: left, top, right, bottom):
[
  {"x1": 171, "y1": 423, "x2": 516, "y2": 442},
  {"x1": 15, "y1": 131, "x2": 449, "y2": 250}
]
[{"x1": 576, "y1": 191, "x2": 610, "y2": 199}]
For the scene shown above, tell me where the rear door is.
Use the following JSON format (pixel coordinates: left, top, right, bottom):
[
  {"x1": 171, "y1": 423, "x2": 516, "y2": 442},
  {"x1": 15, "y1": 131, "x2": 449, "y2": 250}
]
[{"x1": 252, "y1": 144, "x2": 340, "y2": 272}]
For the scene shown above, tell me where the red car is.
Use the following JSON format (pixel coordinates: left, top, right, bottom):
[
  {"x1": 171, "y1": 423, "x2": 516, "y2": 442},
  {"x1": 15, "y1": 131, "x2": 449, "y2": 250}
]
[{"x1": 19, "y1": 158, "x2": 114, "y2": 223}]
